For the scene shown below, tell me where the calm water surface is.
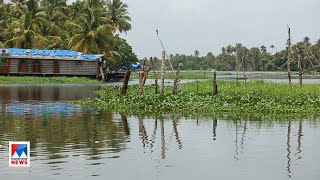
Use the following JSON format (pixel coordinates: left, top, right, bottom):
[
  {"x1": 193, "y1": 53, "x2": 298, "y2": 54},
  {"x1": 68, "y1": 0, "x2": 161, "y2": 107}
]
[{"x1": 0, "y1": 85, "x2": 320, "y2": 180}]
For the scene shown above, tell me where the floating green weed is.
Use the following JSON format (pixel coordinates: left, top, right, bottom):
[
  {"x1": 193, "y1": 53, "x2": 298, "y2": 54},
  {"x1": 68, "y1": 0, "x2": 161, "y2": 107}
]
[{"x1": 75, "y1": 80, "x2": 320, "y2": 116}]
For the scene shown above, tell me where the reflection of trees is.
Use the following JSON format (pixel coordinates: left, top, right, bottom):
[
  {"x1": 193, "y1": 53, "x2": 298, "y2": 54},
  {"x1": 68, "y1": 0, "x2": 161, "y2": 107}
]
[
  {"x1": 1, "y1": 86, "x2": 100, "y2": 102},
  {"x1": 0, "y1": 111, "x2": 129, "y2": 159}
]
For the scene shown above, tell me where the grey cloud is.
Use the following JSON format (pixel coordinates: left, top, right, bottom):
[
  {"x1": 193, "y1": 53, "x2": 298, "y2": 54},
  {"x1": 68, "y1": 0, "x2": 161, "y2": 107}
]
[{"x1": 121, "y1": 0, "x2": 320, "y2": 58}]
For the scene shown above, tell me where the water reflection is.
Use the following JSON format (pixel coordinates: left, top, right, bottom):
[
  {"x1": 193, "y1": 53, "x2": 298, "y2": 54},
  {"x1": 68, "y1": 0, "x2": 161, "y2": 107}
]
[
  {"x1": 0, "y1": 113, "x2": 319, "y2": 179},
  {"x1": 213, "y1": 118, "x2": 218, "y2": 141},
  {"x1": 0, "y1": 85, "x2": 100, "y2": 102},
  {"x1": 6, "y1": 101, "x2": 94, "y2": 117},
  {"x1": 0, "y1": 85, "x2": 100, "y2": 117},
  {"x1": 0, "y1": 85, "x2": 319, "y2": 179},
  {"x1": 296, "y1": 120, "x2": 303, "y2": 161},
  {"x1": 287, "y1": 121, "x2": 292, "y2": 178}
]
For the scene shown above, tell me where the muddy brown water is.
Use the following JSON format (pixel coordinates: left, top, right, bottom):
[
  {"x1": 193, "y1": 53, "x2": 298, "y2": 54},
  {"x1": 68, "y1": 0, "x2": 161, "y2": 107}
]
[{"x1": 0, "y1": 85, "x2": 319, "y2": 180}]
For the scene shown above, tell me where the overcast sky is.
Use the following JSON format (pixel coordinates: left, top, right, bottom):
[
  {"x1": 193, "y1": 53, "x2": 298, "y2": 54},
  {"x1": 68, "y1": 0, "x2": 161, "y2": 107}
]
[{"x1": 119, "y1": 0, "x2": 320, "y2": 58}]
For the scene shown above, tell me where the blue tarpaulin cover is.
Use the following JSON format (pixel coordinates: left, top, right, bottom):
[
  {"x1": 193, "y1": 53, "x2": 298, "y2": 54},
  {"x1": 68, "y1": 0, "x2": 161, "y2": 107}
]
[{"x1": 0, "y1": 48, "x2": 103, "y2": 61}]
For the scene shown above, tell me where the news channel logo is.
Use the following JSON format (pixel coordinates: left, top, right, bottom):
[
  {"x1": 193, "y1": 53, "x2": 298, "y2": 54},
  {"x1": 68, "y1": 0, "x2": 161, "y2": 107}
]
[{"x1": 9, "y1": 141, "x2": 30, "y2": 167}]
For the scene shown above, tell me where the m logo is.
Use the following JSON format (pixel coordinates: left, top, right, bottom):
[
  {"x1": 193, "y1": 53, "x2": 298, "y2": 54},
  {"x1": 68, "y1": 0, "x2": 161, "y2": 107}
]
[{"x1": 9, "y1": 141, "x2": 30, "y2": 167}]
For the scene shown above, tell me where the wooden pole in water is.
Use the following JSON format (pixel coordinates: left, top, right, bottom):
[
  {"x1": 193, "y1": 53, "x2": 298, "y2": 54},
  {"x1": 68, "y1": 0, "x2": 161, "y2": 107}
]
[
  {"x1": 121, "y1": 70, "x2": 131, "y2": 96},
  {"x1": 172, "y1": 63, "x2": 183, "y2": 95},
  {"x1": 160, "y1": 51, "x2": 165, "y2": 94},
  {"x1": 242, "y1": 56, "x2": 247, "y2": 83},
  {"x1": 138, "y1": 59, "x2": 148, "y2": 96},
  {"x1": 150, "y1": 57, "x2": 158, "y2": 94},
  {"x1": 297, "y1": 48, "x2": 303, "y2": 86},
  {"x1": 212, "y1": 69, "x2": 218, "y2": 96},
  {"x1": 287, "y1": 27, "x2": 292, "y2": 86},
  {"x1": 236, "y1": 47, "x2": 239, "y2": 81}
]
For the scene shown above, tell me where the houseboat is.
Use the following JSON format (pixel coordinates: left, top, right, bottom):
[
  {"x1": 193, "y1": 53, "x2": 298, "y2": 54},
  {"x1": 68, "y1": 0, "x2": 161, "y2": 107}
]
[{"x1": 0, "y1": 48, "x2": 124, "y2": 80}]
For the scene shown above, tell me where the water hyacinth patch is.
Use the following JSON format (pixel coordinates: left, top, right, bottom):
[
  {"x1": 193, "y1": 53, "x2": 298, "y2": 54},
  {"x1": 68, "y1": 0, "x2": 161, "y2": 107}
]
[{"x1": 76, "y1": 80, "x2": 320, "y2": 116}]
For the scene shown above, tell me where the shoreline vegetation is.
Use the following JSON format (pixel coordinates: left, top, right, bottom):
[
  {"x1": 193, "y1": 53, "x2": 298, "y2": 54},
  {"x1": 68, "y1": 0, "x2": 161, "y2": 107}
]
[
  {"x1": 129, "y1": 70, "x2": 320, "y2": 80},
  {"x1": 0, "y1": 76, "x2": 100, "y2": 84},
  {"x1": 75, "y1": 80, "x2": 320, "y2": 116}
]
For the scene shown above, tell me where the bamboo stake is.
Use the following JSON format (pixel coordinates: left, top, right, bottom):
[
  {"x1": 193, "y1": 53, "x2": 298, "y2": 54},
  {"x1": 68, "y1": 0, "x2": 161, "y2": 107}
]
[
  {"x1": 160, "y1": 51, "x2": 165, "y2": 94},
  {"x1": 287, "y1": 27, "x2": 292, "y2": 86},
  {"x1": 212, "y1": 69, "x2": 218, "y2": 96},
  {"x1": 297, "y1": 48, "x2": 303, "y2": 86},
  {"x1": 150, "y1": 57, "x2": 158, "y2": 94},
  {"x1": 172, "y1": 63, "x2": 183, "y2": 95},
  {"x1": 236, "y1": 48, "x2": 239, "y2": 80},
  {"x1": 138, "y1": 60, "x2": 149, "y2": 96}
]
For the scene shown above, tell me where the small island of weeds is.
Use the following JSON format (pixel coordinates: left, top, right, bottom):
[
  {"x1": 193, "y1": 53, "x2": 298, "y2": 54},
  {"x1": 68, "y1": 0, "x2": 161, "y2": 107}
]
[
  {"x1": 76, "y1": 80, "x2": 320, "y2": 116},
  {"x1": 0, "y1": 76, "x2": 100, "y2": 84}
]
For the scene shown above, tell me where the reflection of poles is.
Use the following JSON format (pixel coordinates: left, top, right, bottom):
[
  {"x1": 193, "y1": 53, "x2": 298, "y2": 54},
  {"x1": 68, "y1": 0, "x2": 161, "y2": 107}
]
[
  {"x1": 212, "y1": 70, "x2": 218, "y2": 96},
  {"x1": 295, "y1": 120, "x2": 303, "y2": 160},
  {"x1": 240, "y1": 121, "x2": 247, "y2": 150},
  {"x1": 160, "y1": 119, "x2": 166, "y2": 159},
  {"x1": 286, "y1": 121, "x2": 292, "y2": 178},
  {"x1": 213, "y1": 118, "x2": 218, "y2": 141},
  {"x1": 138, "y1": 117, "x2": 148, "y2": 149},
  {"x1": 172, "y1": 119, "x2": 182, "y2": 149},
  {"x1": 234, "y1": 121, "x2": 239, "y2": 161},
  {"x1": 120, "y1": 113, "x2": 130, "y2": 135},
  {"x1": 150, "y1": 118, "x2": 158, "y2": 151}
]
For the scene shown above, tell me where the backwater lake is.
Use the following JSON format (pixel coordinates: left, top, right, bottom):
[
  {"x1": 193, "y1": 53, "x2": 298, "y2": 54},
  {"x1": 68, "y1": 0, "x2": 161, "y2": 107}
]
[{"x1": 0, "y1": 80, "x2": 320, "y2": 180}]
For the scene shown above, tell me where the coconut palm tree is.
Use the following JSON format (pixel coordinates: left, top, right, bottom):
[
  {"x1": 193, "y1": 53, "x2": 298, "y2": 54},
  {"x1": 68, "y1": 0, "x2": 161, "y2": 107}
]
[
  {"x1": 260, "y1": 45, "x2": 267, "y2": 54},
  {"x1": 68, "y1": 7, "x2": 114, "y2": 54},
  {"x1": 270, "y1": 45, "x2": 275, "y2": 55},
  {"x1": 106, "y1": 0, "x2": 131, "y2": 33},
  {"x1": 37, "y1": 0, "x2": 68, "y2": 48},
  {"x1": 4, "y1": 12, "x2": 47, "y2": 48},
  {"x1": 194, "y1": 50, "x2": 199, "y2": 57}
]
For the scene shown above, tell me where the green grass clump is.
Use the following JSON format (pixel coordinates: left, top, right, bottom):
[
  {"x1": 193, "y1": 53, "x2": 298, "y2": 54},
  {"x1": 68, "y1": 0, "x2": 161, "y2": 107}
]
[
  {"x1": 0, "y1": 76, "x2": 100, "y2": 84},
  {"x1": 76, "y1": 80, "x2": 320, "y2": 116}
]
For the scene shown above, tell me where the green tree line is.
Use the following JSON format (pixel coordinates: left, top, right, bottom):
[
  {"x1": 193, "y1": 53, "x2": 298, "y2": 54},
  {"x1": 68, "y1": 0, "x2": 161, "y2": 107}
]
[
  {"x1": 145, "y1": 37, "x2": 320, "y2": 71},
  {"x1": 0, "y1": 0, "x2": 138, "y2": 66}
]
